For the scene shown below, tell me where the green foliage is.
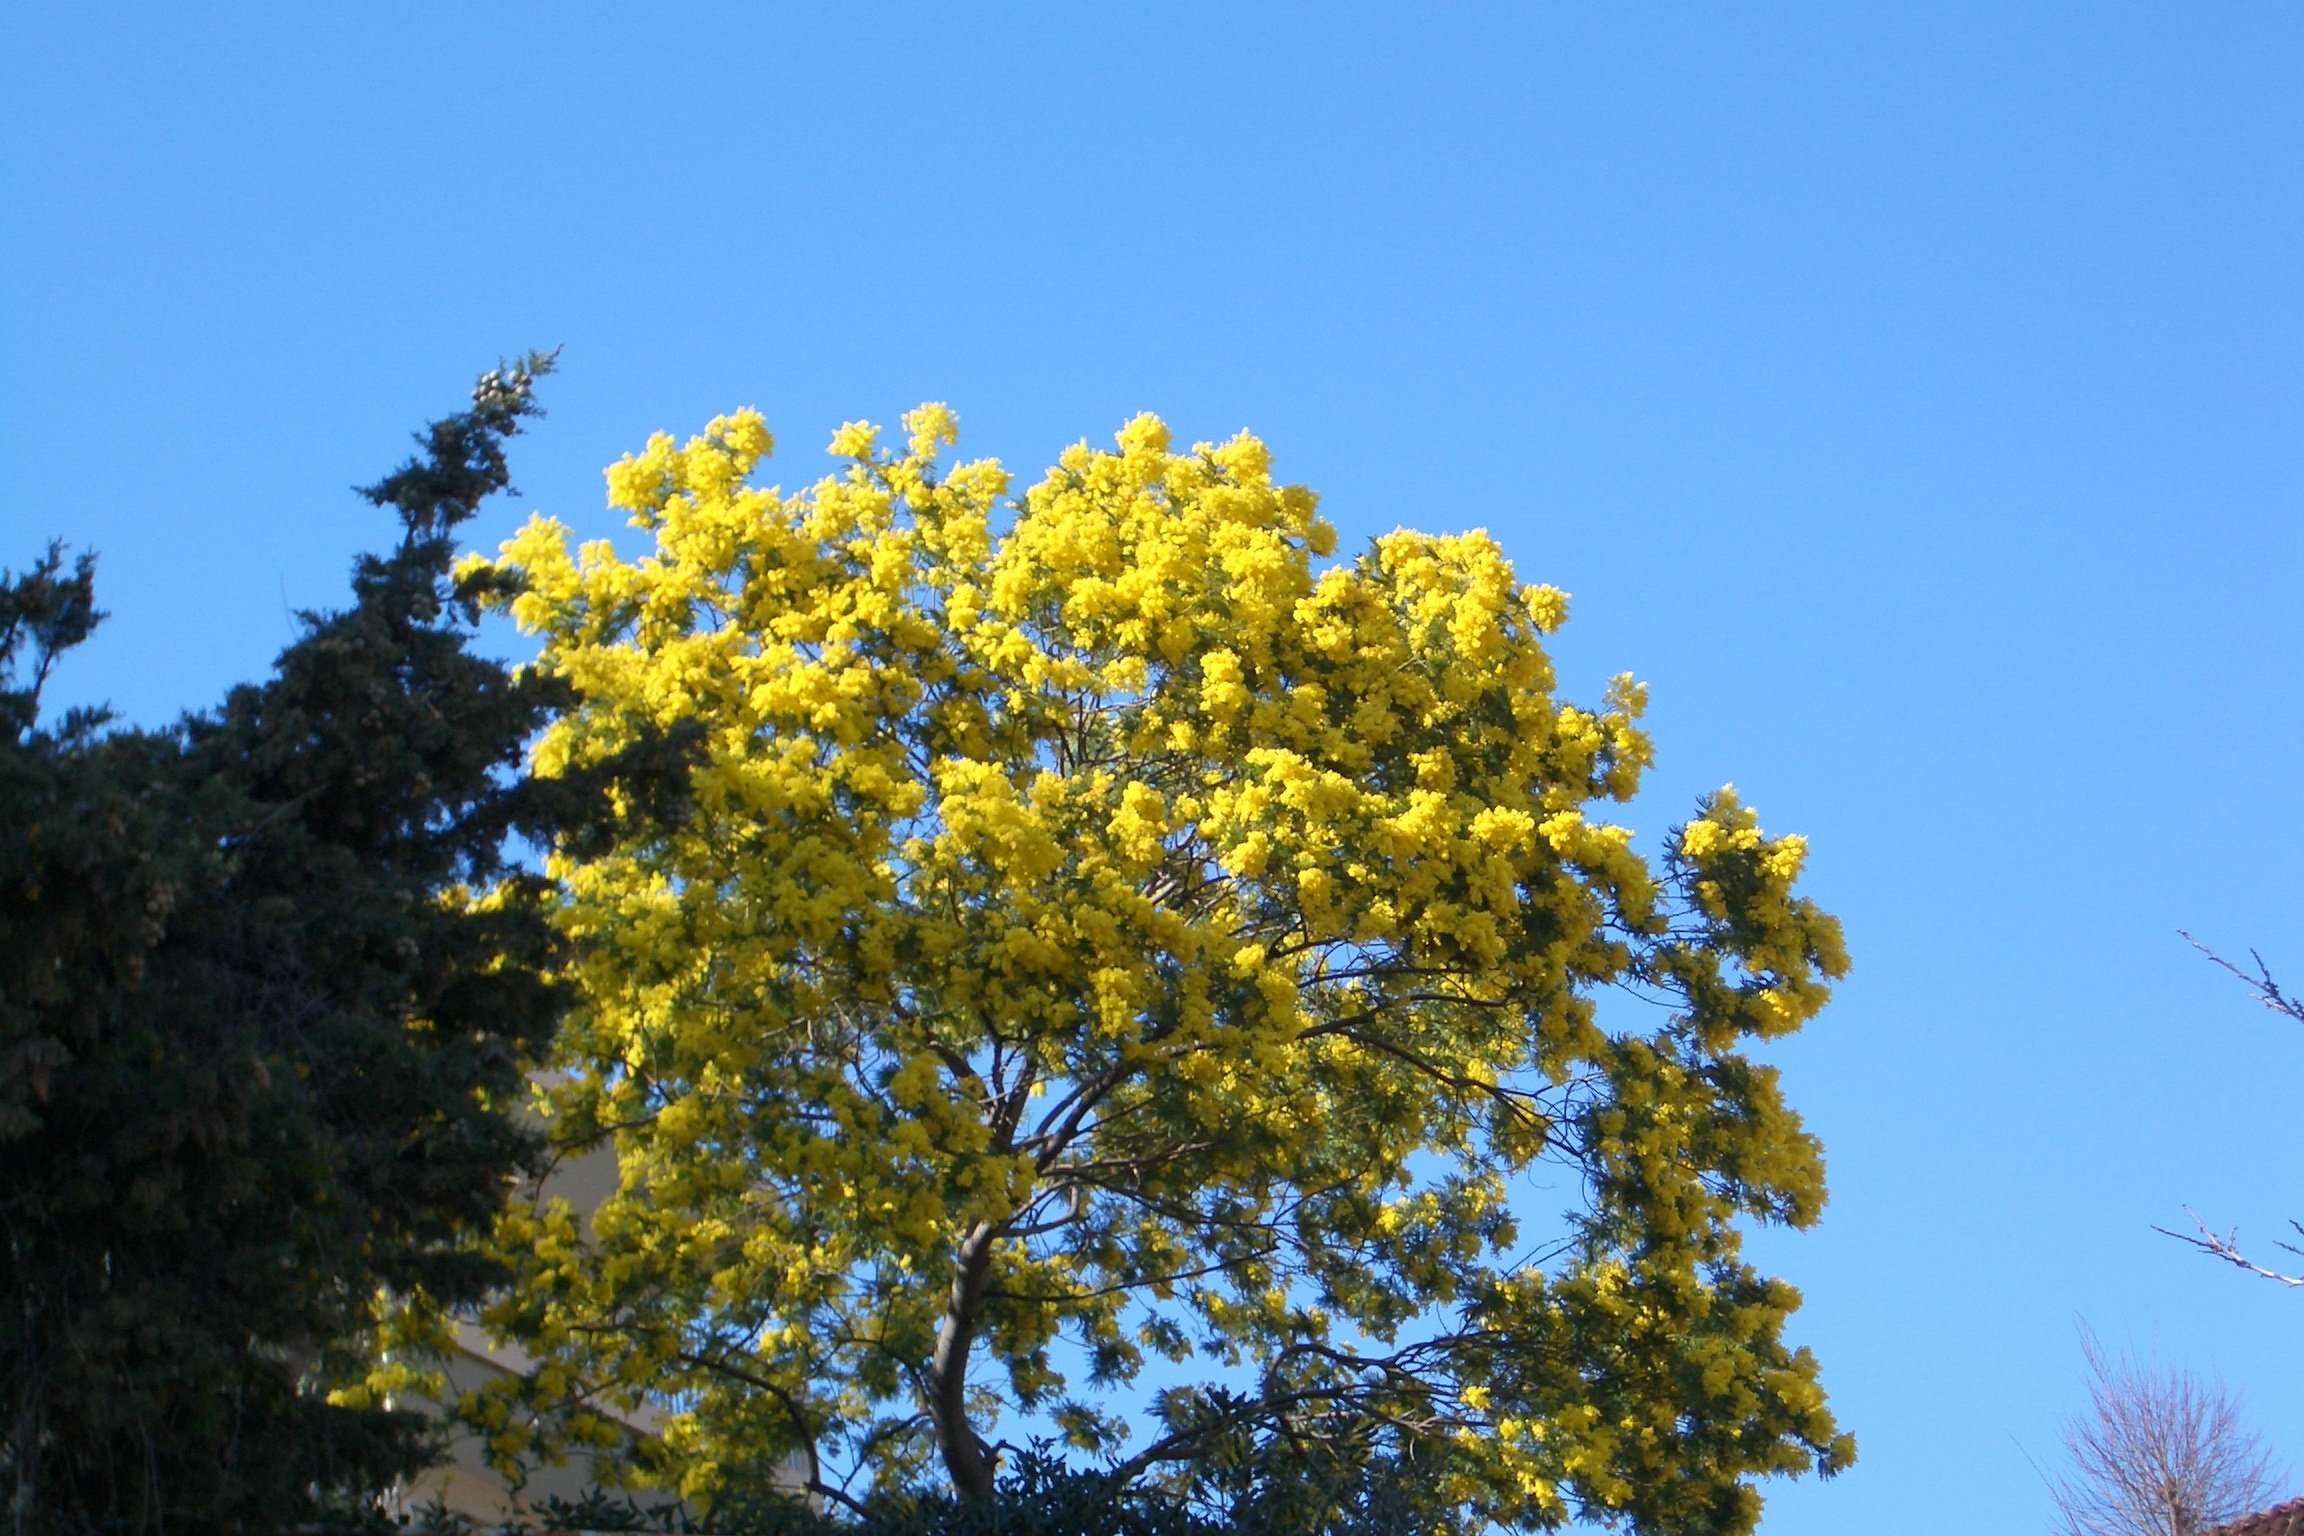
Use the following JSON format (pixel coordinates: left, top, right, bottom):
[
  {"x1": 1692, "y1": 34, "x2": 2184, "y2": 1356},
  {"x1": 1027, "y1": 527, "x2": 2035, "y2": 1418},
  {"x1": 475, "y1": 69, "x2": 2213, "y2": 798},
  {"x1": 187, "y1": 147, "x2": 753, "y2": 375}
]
[
  {"x1": 515, "y1": 1459, "x2": 1210, "y2": 1536},
  {"x1": 360, "y1": 1451, "x2": 1448, "y2": 1536},
  {"x1": 0, "y1": 357, "x2": 584, "y2": 1532}
]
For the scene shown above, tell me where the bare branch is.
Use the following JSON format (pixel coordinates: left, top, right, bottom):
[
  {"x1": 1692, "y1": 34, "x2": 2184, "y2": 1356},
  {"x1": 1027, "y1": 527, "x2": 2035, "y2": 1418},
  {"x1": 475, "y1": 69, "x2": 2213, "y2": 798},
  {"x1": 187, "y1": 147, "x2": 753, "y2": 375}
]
[
  {"x1": 2179, "y1": 932, "x2": 2304, "y2": 1027},
  {"x1": 2169, "y1": 936, "x2": 2304, "y2": 1293},
  {"x1": 2045, "y1": 1326, "x2": 2278, "y2": 1536},
  {"x1": 2154, "y1": 1209, "x2": 2304, "y2": 1290}
]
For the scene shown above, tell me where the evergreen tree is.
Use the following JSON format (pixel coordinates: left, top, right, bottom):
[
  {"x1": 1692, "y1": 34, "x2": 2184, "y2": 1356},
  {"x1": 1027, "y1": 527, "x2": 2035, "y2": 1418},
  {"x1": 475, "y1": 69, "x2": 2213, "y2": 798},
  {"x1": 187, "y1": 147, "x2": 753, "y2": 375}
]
[{"x1": 1, "y1": 356, "x2": 606, "y2": 1532}]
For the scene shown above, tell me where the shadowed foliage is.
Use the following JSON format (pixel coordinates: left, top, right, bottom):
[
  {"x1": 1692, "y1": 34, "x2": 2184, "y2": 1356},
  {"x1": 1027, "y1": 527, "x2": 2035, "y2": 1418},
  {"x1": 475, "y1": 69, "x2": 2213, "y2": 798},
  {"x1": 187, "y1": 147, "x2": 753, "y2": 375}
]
[{"x1": 0, "y1": 356, "x2": 685, "y2": 1532}]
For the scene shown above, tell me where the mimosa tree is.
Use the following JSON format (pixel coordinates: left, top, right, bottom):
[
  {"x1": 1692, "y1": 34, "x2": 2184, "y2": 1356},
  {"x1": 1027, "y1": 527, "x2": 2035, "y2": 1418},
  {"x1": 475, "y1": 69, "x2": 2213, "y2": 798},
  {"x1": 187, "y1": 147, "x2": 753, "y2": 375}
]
[{"x1": 471, "y1": 406, "x2": 1853, "y2": 1536}]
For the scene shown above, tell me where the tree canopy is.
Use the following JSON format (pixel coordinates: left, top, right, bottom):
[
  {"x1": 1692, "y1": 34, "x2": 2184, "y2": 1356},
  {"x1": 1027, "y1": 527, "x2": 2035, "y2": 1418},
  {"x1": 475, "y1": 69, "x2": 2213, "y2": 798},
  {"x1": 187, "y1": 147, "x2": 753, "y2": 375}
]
[
  {"x1": 2047, "y1": 1328, "x2": 2275, "y2": 1536},
  {"x1": 470, "y1": 406, "x2": 1854, "y2": 1535},
  {"x1": 1, "y1": 358, "x2": 574, "y2": 1532}
]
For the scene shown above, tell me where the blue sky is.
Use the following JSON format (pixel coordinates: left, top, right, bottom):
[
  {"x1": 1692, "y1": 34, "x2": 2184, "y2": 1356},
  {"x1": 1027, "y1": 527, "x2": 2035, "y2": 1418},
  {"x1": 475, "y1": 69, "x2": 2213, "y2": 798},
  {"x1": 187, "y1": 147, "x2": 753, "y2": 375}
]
[{"x1": 5, "y1": 4, "x2": 2301, "y2": 1530}]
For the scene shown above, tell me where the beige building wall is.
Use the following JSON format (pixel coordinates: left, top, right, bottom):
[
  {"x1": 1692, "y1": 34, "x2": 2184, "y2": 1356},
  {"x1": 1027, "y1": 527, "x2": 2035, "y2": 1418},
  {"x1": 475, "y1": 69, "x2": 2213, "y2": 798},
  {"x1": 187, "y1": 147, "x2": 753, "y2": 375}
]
[
  {"x1": 396, "y1": 1137, "x2": 659, "y2": 1525},
  {"x1": 395, "y1": 1102, "x2": 808, "y2": 1523},
  {"x1": 397, "y1": 1327, "x2": 647, "y2": 1525}
]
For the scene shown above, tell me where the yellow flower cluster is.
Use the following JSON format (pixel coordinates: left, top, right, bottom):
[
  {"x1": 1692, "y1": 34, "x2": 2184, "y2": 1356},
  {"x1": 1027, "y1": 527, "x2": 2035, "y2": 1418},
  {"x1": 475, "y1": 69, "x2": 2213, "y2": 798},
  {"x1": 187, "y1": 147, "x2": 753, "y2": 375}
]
[{"x1": 461, "y1": 406, "x2": 1851, "y2": 1531}]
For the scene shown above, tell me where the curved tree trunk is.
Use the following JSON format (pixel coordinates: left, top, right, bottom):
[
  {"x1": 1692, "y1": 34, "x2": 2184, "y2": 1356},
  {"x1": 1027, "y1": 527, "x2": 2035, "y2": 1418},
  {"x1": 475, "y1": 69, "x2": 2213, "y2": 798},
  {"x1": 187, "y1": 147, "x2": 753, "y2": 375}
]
[{"x1": 929, "y1": 1219, "x2": 1000, "y2": 1500}]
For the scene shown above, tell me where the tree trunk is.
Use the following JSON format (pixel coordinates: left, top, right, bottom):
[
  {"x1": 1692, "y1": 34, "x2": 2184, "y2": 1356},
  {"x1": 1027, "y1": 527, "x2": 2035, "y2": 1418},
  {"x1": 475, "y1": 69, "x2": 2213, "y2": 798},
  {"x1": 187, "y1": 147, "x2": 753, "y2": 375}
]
[{"x1": 929, "y1": 1219, "x2": 1000, "y2": 1500}]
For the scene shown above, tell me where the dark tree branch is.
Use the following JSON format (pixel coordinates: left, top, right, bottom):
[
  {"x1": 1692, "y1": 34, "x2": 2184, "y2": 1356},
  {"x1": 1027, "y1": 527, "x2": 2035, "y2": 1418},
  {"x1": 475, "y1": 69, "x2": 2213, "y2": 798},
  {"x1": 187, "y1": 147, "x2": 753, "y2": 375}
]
[{"x1": 2154, "y1": 1209, "x2": 2304, "y2": 1290}]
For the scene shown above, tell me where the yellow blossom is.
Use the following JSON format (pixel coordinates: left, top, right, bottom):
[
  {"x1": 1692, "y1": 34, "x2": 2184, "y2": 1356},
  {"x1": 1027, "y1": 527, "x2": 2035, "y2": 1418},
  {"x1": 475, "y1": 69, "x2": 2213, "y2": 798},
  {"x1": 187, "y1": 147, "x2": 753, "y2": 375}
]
[{"x1": 469, "y1": 405, "x2": 1852, "y2": 1533}]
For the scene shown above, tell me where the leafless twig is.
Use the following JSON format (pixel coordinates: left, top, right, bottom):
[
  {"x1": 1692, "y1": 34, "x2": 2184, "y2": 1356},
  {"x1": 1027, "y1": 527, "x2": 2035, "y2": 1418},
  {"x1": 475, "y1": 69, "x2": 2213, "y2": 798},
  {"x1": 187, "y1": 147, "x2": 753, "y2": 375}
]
[
  {"x1": 2154, "y1": 1208, "x2": 2304, "y2": 1290},
  {"x1": 2179, "y1": 932, "x2": 2304, "y2": 1026},
  {"x1": 2166, "y1": 934, "x2": 2304, "y2": 1289},
  {"x1": 2046, "y1": 1326, "x2": 2278, "y2": 1536}
]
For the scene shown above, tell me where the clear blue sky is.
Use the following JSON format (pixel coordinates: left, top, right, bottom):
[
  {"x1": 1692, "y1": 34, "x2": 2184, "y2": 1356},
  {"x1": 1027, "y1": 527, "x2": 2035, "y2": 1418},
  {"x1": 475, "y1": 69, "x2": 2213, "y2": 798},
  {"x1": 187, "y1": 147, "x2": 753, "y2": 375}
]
[{"x1": 6, "y1": 5, "x2": 2300, "y2": 1530}]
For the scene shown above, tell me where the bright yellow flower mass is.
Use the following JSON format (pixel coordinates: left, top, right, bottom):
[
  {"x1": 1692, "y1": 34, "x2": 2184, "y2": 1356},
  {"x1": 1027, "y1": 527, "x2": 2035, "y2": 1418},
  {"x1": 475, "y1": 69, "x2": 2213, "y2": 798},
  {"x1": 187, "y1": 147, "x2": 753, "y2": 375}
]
[{"x1": 466, "y1": 406, "x2": 1853, "y2": 1533}]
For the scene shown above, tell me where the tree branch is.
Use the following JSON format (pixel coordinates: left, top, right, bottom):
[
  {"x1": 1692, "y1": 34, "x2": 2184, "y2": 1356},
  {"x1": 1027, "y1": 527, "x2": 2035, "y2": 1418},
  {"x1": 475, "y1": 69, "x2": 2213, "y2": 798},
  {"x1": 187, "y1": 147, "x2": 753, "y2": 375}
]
[{"x1": 2155, "y1": 1208, "x2": 2304, "y2": 1289}]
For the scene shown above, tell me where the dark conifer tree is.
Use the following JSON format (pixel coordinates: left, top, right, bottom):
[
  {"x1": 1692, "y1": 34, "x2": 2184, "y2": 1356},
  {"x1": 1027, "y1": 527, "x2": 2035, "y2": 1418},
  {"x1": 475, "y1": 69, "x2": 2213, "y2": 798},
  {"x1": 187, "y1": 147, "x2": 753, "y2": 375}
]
[{"x1": 0, "y1": 355, "x2": 649, "y2": 1532}]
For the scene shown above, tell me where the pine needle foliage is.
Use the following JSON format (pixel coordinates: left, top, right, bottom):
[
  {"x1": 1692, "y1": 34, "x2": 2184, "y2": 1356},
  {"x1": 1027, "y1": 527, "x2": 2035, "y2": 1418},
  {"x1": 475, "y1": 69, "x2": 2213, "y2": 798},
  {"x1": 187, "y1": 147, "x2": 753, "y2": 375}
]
[{"x1": 0, "y1": 357, "x2": 612, "y2": 1532}]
